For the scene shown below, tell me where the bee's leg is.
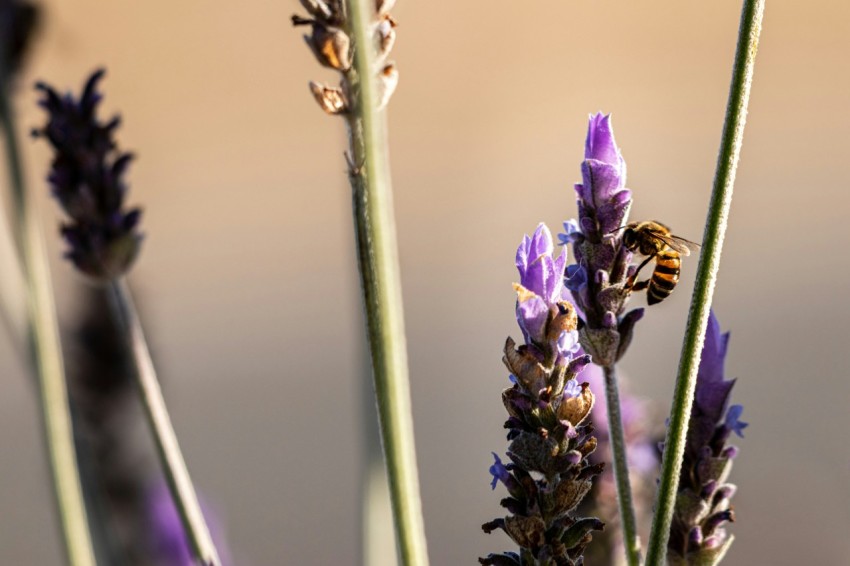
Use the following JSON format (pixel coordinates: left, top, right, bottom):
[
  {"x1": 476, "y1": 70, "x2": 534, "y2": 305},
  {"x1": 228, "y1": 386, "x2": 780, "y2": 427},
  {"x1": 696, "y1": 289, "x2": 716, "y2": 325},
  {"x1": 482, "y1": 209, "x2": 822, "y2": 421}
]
[{"x1": 626, "y1": 255, "x2": 655, "y2": 290}]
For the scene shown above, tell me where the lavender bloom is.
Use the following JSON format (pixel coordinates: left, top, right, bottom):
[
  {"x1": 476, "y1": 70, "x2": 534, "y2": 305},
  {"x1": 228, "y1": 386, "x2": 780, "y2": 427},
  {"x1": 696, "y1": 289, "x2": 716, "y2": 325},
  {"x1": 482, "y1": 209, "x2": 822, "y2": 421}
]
[
  {"x1": 562, "y1": 113, "x2": 643, "y2": 367},
  {"x1": 481, "y1": 224, "x2": 603, "y2": 565},
  {"x1": 33, "y1": 69, "x2": 143, "y2": 280},
  {"x1": 0, "y1": 0, "x2": 38, "y2": 86},
  {"x1": 666, "y1": 311, "x2": 746, "y2": 565}
]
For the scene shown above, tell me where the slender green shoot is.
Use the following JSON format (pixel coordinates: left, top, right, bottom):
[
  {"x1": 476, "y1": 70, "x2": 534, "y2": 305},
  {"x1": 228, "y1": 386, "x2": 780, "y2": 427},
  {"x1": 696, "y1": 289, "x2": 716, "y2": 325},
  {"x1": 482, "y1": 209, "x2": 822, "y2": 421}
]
[
  {"x1": 644, "y1": 1, "x2": 765, "y2": 564},
  {"x1": 0, "y1": 85, "x2": 96, "y2": 566},
  {"x1": 342, "y1": 0, "x2": 430, "y2": 564},
  {"x1": 107, "y1": 279, "x2": 221, "y2": 566},
  {"x1": 603, "y1": 364, "x2": 641, "y2": 565}
]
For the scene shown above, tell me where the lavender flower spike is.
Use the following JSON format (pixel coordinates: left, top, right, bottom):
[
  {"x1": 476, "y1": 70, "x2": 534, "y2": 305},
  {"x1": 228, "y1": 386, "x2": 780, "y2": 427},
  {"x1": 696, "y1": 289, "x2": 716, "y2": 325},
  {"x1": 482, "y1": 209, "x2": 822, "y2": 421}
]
[
  {"x1": 562, "y1": 113, "x2": 643, "y2": 366},
  {"x1": 33, "y1": 69, "x2": 143, "y2": 280},
  {"x1": 666, "y1": 310, "x2": 746, "y2": 565},
  {"x1": 481, "y1": 224, "x2": 603, "y2": 565}
]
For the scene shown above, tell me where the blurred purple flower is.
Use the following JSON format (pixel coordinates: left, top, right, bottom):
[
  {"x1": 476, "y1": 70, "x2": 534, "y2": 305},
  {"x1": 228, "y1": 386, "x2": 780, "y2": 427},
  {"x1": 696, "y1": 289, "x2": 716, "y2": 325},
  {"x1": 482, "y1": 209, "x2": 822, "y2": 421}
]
[
  {"x1": 33, "y1": 69, "x2": 143, "y2": 280},
  {"x1": 578, "y1": 363, "x2": 662, "y2": 564},
  {"x1": 146, "y1": 481, "x2": 232, "y2": 566}
]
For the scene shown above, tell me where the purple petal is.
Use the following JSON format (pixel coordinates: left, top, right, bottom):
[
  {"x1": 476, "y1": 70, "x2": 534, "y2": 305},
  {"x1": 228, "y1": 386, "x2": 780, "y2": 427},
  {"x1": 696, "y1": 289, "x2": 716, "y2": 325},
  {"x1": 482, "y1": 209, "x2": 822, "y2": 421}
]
[
  {"x1": 558, "y1": 219, "x2": 581, "y2": 245},
  {"x1": 695, "y1": 311, "x2": 735, "y2": 421},
  {"x1": 564, "y1": 378, "x2": 581, "y2": 399},
  {"x1": 564, "y1": 264, "x2": 588, "y2": 292},
  {"x1": 489, "y1": 453, "x2": 511, "y2": 490},
  {"x1": 515, "y1": 234, "x2": 531, "y2": 274},
  {"x1": 724, "y1": 404, "x2": 748, "y2": 438},
  {"x1": 581, "y1": 160, "x2": 623, "y2": 204},
  {"x1": 529, "y1": 223, "x2": 553, "y2": 262},
  {"x1": 557, "y1": 329, "x2": 581, "y2": 358},
  {"x1": 584, "y1": 113, "x2": 620, "y2": 165},
  {"x1": 515, "y1": 286, "x2": 548, "y2": 343}
]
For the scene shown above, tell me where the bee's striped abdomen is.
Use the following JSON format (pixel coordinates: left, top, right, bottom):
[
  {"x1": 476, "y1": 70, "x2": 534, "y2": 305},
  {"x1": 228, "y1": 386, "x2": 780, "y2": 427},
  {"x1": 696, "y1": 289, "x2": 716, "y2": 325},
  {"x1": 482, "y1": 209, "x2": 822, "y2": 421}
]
[{"x1": 647, "y1": 250, "x2": 680, "y2": 305}]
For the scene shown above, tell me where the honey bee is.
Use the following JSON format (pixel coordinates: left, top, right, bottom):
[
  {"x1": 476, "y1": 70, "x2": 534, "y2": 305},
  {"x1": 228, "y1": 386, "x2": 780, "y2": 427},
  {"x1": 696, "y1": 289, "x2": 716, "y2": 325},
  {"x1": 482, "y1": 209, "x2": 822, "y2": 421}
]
[{"x1": 618, "y1": 221, "x2": 700, "y2": 305}]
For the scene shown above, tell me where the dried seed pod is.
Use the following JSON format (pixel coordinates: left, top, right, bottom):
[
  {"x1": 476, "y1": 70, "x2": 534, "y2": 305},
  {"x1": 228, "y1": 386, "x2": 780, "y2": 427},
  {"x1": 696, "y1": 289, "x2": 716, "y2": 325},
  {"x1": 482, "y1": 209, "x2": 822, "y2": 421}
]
[
  {"x1": 377, "y1": 63, "x2": 398, "y2": 109},
  {"x1": 300, "y1": 0, "x2": 332, "y2": 21},
  {"x1": 308, "y1": 81, "x2": 348, "y2": 115},
  {"x1": 375, "y1": 15, "x2": 397, "y2": 58}
]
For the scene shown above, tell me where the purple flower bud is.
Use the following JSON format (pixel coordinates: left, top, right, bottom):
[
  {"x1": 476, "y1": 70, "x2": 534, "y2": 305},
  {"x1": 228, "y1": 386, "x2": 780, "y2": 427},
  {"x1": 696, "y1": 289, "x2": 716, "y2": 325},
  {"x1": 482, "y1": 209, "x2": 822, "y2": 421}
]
[{"x1": 575, "y1": 113, "x2": 630, "y2": 238}]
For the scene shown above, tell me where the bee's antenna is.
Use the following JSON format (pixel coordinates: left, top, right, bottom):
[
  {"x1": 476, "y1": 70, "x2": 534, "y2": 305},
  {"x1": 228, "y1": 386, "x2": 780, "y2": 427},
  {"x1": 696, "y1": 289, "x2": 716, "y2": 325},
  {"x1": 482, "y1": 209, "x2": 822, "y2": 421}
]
[{"x1": 606, "y1": 225, "x2": 627, "y2": 236}]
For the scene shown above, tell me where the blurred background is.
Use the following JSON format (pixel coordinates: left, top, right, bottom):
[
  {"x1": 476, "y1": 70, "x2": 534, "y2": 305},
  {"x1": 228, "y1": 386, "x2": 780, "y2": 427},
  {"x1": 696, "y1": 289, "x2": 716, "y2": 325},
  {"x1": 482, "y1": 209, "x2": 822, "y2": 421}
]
[{"x1": 1, "y1": 0, "x2": 849, "y2": 564}]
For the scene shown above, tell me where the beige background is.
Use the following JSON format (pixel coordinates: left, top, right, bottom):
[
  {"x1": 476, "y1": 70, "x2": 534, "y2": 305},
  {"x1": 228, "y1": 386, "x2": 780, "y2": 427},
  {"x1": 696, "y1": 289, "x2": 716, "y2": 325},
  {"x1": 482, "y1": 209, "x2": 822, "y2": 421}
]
[{"x1": 1, "y1": 1, "x2": 849, "y2": 564}]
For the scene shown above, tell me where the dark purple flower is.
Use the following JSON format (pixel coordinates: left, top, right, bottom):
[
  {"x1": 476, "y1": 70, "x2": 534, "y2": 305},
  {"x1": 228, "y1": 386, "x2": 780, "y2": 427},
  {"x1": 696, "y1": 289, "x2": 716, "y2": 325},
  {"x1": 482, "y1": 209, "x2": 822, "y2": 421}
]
[
  {"x1": 560, "y1": 113, "x2": 643, "y2": 367},
  {"x1": 667, "y1": 310, "x2": 745, "y2": 565},
  {"x1": 33, "y1": 69, "x2": 143, "y2": 280}
]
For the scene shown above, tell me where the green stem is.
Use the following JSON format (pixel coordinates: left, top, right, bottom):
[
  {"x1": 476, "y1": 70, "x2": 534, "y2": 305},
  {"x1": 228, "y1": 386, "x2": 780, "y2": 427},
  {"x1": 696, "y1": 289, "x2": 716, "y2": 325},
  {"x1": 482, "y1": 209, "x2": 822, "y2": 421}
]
[
  {"x1": 342, "y1": 1, "x2": 430, "y2": 564},
  {"x1": 107, "y1": 279, "x2": 221, "y2": 566},
  {"x1": 603, "y1": 364, "x2": 641, "y2": 566},
  {"x1": 643, "y1": 1, "x2": 764, "y2": 564},
  {"x1": 0, "y1": 87, "x2": 97, "y2": 565}
]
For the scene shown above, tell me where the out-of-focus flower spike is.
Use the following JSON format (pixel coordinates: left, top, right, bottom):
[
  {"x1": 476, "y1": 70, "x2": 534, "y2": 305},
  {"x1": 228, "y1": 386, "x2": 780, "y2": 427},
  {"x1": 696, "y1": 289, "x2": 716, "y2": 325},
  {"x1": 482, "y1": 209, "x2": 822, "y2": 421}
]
[{"x1": 33, "y1": 69, "x2": 144, "y2": 280}]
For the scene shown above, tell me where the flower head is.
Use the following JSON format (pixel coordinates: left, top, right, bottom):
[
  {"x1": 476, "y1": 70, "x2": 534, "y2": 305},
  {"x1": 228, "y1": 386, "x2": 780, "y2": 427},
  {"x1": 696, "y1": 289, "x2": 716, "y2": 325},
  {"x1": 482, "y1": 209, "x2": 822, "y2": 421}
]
[
  {"x1": 513, "y1": 223, "x2": 578, "y2": 364},
  {"x1": 667, "y1": 310, "x2": 745, "y2": 565},
  {"x1": 481, "y1": 226, "x2": 603, "y2": 565},
  {"x1": 33, "y1": 69, "x2": 143, "y2": 280},
  {"x1": 560, "y1": 113, "x2": 643, "y2": 366}
]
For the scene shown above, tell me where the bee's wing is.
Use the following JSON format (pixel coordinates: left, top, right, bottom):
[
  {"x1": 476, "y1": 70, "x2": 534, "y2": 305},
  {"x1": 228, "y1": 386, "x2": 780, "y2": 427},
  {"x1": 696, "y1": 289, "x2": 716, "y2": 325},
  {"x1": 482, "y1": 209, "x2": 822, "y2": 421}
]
[{"x1": 655, "y1": 232, "x2": 700, "y2": 256}]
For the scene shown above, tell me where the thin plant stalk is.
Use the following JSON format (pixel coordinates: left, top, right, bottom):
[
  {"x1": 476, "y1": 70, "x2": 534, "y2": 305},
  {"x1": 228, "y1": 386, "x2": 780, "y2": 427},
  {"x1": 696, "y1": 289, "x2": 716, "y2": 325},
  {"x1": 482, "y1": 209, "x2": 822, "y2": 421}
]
[
  {"x1": 644, "y1": 1, "x2": 764, "y2": 564},
  {"x1": 0, "y1": 86, "x2": 97, "y2": 566},
  {"x1": 602, "y1": 364, "x2": 641, "y2": 566},
  {"x1": 342, "y1": 0, "x2": 430, "y2": 564},
  {"x1": 106, "y1": 279, "x2": 221, "y2": 566}
]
